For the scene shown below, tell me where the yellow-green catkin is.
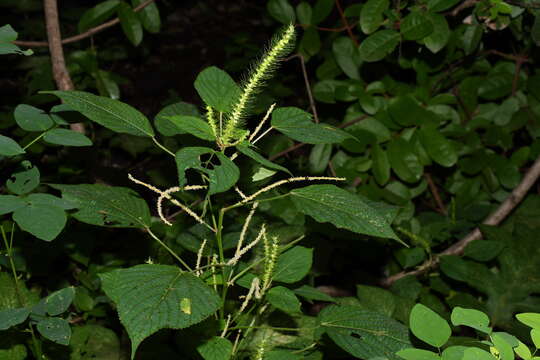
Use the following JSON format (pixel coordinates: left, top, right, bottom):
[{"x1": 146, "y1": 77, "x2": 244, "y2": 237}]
[
  {"x1": 205, "y1": 106, "x2": 218, "y2": 140},
  {"x1": 262, "y1": 234, "x2": 279, "y2": 292},
  {"x1": 222, "y1": 24, "x2": 296, "y2": 145}
]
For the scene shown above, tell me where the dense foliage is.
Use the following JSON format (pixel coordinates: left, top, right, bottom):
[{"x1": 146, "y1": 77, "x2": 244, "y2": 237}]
[{"x1": 1, "y1": 0, "x2": 540, "y2": 359}]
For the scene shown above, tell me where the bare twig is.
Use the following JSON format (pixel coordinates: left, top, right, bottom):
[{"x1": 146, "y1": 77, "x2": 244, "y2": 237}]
[
  {"x1": 286, "y1": 54, "x2": 319, "y2": 123},
  {"x1": 14, "y1": 0, "x2": 157, "y2": 47},
  {"x1": 450, "y1": 0, "x2": 480, "y2": 16},
  {"x1": 425, "y1": 173, "x2": 447, "y2": 215},
  {"x1": 296, "y1": 22, "x2": 359, "y2": 32},
  {"x1": 335, "y1": 0, "x2": 358, "y2": 46},
  {"x1": 381, "y1": 154, "x2": 540, "y2": 287}
]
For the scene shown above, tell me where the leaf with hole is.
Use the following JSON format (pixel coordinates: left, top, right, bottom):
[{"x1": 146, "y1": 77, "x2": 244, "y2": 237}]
[{"x1": 6, "y1": 161, "x2": 40, "y2": 195}]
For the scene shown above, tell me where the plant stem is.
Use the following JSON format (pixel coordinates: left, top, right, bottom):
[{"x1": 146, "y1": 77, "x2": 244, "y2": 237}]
[
  {"x1": 145, "y1": 227, "x2": 192, "y2": 271},
  {"x1": 151, "y1": 137, "x2": 175, "y2": 157},
  {"x1": 22, "y1": 132, "x2": 47, "y2": 150},
  {"x1": 216, "y1": 208, "x2": 227, "y2": 320}
]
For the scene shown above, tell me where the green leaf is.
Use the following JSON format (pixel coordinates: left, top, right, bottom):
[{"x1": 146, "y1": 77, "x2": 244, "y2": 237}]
[
  {"x1": 265, "y1": 350, "x2": 302, "y2": 360},
  {"x1": 312, "y1": 0, "x2": 334, "y2": 24},
  {"x1": 163, "y1": 115, "x2": 215, "y2": 141},
  {"x1": 401, "y1": 11, "x2": 433, "y2": 40},
  {"x1": 296, "y1": 2, "x2": 312, "y2": 24},
  {"x1": 516, "y1": 313, "x2": 540, "y2": 329},
  {"x1": 236, "y1": 142, "x2": 291, "y2": 175},
  {"x1": 299, "y1": 26, "x2": 321, "y2": 56},
  {"x1": 359, "y1": 30, "x2": 400, "y2": 62},
  {"x1": 45, "y1": 287, "x2": 75, "y2": 316},
  {"x1": 273, "y1": 246, "x2": 313, "y2": 283},
  {"x1": 514, "y1": 340, "x2": 532, "y2": 360},
  {"x1": 291, "y1": 184, "x2": 399, "y2": 240},
  {"x1": 36, "y1": 317, "x2": 71, "y2": 345},
  {"x1": 531, "y1": 329, "x2": 540, "y2": 348},
  {"x1": 131, "y1": 0, "x2": 161, "y2": 33},
  {"x1": 70, "y1": 324, "x2": 120, "y2": 360},
  {"x1": 418, "y1": 126, "x2": 457, "y2": 167},
  {"x1": 387, "y1": 95, "x2": 433, "y2": 127},
  {"x1": 266, "y1": 286, "x2": 302, "y2": 314},
  {"x1": 78, "y1": 0, "x2": 121, "y2": 32},
  {"x1": 267, "y1": 0, "x2": 296, "y2": 24},
  {"x1": 451, "y1": 307, "x2": 491, "y2": 334},
  {"x1": 309, "y1": 143, "x2": 332, "y2": 174},
  {"x1": 14, "y1": 104, "x2": 54, "y2": 132},
  {"x1": 427, "y1": 0, "x2": 461, "y2": 12},
  {"x1": 0, "y1": 135, "x2": 24, "y2": 156},
  {"x1": 410, "y1": 303, "x2": 451, "y2": 347},
  {"x1": 197, "y1": 336, "x2": 233, "y2": 360},
  {"x1": 99, "y1": 264, "x2": 220, "y2": 358},
  {"x1": 396, "y1": 348, "x2": 441, "y2": 360},
  {"x1": 356, "y1": 285, "x2": 396, "y2": 317},
  {"x1": 24, "y1": 193, "x2": 76, "y2": 210},
  {"x1": 154, "y1": 101, "x2": 200, "y2": 136},
  {"x1": 272, "y1": 107, "x2": 351, "y2": 144},
  {"x1": 461, "y1": 25, "x2": 483, "y2": 55},
  {"x1": 0, "y1": 195, "x2": 26, "y2": 215},
  {"x1": 387, "y1": 138, "x2": 423, "y2": 183},
  {"x1": 194, "y1": 67, "x2": 241, "y2": 113},
  {"x1": 49, "y1": 183, "x2": 151, "y2": 228},
  {"x1": 43, "y1": 91, "x2": 154, "y2": 137},
  {"x1": 0, "y1": 308, "x2": 30, "y2": 330},
  {"x1": 332, "y1": 37, "x2": 361, "y2": 79},
  {"x1": 372, "y1": 144, "x2": 390, "y2": 185},
  {"x1": 463, "y1": 240, "x2": 504, "y2": 262},
  {"x1": 13, "y1": 203, "x2": 66, "y2": 241},
  {"x1": 175, "y1": 147, "x2": 239, "y2": 195},
  {"x1": 43, "y1": 128, "x2": 93, "y2": 147},
  {"x1": 118, "y1": 3, "x2": 143, "y2": 46},
  {"x1": 491, "y1": 332, "x2": 517, "y2": 360},
  {"x1": 293, "y1": 285, "x2": 335, "y2": 302},
  {"x1": 319, "y1": 305, "x2": 411, "y2": 360},
  {"x1": 360, "y1": 0, "x2": 389, "y2": 34},
  {"x1": 6, "y1": 161, "x2": 40, "y2": 195},
  {"x1": 463, "y1": 348, "x2": 497, "y2": 360},
  {"x1": 424, "y1": 13, "x2": 450, "y2": 53}
]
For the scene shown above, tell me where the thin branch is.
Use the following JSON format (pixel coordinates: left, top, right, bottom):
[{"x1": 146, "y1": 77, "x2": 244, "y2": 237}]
[
  {"x1": 425, "y1": 173, "x2": 447, "y2": 215},
  {"x1": 14, "y1": 0, "x2": 157, "y2": 48},
  {"x1": 381, "y1": 154, "x2": 540, "y2": 287},
  {"x1": 296, "y1": 22, "x2": 359, "y2": 33},
  {"x1": 335, "y1": 0, "x2": 358, "y2": 46},
  {"x1": 286, "y1": 54, "x2": 319, "y2": 123}
]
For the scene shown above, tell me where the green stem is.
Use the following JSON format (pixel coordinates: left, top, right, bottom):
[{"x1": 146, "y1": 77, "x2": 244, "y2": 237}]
[
  {"x1": 146, "y1": 227, "x2": 192, "y2": 271},
  {"x1": 22, "y1": 132, "x2": 47, "y2": 150},
  {"x1": 151, "y1": 137, "x2": 175, "y2": 157},
  {"x1": 216, "y1": 208, "x2": 227, "y2": 320},
  {"x1": 1, "y1": 224, "x2": 23, "y2": 306}
]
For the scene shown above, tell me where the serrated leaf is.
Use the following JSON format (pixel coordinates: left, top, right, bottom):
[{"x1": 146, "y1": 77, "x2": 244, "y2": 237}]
[
  {"x1": 237, "y1": 142, "x2": 291, "y2": 175},
  {"x1": 99, "y1": 264, "x2": 220, "y2": 359},
  {"x1": 131, "y1": 0, "x2": 161, "y2": 33},
  {"x1": 267, "y1": 0, "x2": 296, "y2": 24},
  {"x1": 418, "y1": 126, "x2": 457, "y2": 167},
  {"x1": 194, "y1": 67, "x2": 241, "y2": 113},
  {"x1": 319, "y1": 305, "x2": 411, "y2": 360},
  {"x1": 49, "y1": 183, "x2": 151, "y2": 228},
  {"x1": 290, "y1": 184, "x2": 399, "y2": 240},
  {"x1": 154, "y1": 101, "x2": 200, "y2": 136},
  {"x1": 272, "y1": 107, "x2": 351, "y2": 144},
  {"x1": 118, "y1": 3, "x2": 143, "y2": 46},
  {"x1": 78, "y1": 0, "x2": 121, "y2": 32},
  {"x1": 0, "y1": 135, "x2": 24, "y2": 156},
  {"x1": 360, "y1": 0, "x2": 389, "y2": 34},
  {"x1": 6, "y1": 161, "x2": 40, "y2": 195},
  {"x1": 43, "y1": 128, "x2": 93, "y2": 147},
  {"x1": 43, "y1": 91, "x2": 154, "y2": 137},
  {"x1": 410, "y1": 303, "x2": 451, "y2": 347},
  {"x1": 451, "y1": 307, "x2": 491, "y2": 334},
  {"x1": 359, "y1": 30, "x2": 400, "y2": 62},
  {"x1": 197, "y1": 336, "x2": 233, "y2": 360},
  {"x1": 36, "y1": 317, "x2": 71, "y2": 345},
  {"x1": 45, "y1": 287, "x2": 75, "y2": 316},
  {"x1": 13, "y1": 203, "x2": 66, "y2": 241},
  {"x1": 401, "y1": 11, "x2": 433, "y2": 40},
  {"x1": 14, "y1": 104, "x2": 54, "y2": 132},
  {"x1": 273, "y1": 246, "x2": 313, "y2": 283},
  {"x1": 266, "y1": 286, "x2": 302, "y2": 314},
  {"x1": 0, "y1": 308, "x2": 30, "y2": 330},
  {"x1": 163, "y1": 115, "x2": 215, "y2": 141}
]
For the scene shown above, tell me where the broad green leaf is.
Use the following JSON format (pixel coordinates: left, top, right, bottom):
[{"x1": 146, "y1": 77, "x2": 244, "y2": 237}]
[
  {"x1": 356, "y1": 285, "x2": 396, "y2": 317},
  {"x1": 194, "y1": 67, "x2": 241, "y2": 113},
  {"x1": 6, "y1": 161, "x2": 40, "y2": 195},
  {"x1": 0, "y1": 135, "x2": 24, "y2": 156},
  {"x1": 131, "y1": 0, "x2": 161, "y2": 33},
  {"x1": 0, "y1": 308, "x2": 30, "y2": 330},
  {"x1": 516, "y1": 313, "x2": 540, "y2": 329},
  {"x1": 272, "y1": 107, "x2": 351, "y2": 144},
  {"x1": 13, "y1": 203, "x2": 66, "y2": 241},
  {"x1": 293, "y1": 285, "x2": 335, "y2": 302},
  {"x1": 427, "y1": 0, "x2": 461, "y2": 12},
  {"x1": 319, "y1": 305, "x2": 411, "y2": 360},
  {"x1": 463, "y1": 240, "x2": 504, "y2": 262},
  {"x1": 463, "y1": 348, "x2": 497, "y2": 360},
  {"x1": 360, "y1": 0, "x2": 389, "y2": 34},
  {"x1": 273, "y1": 246, "x2": 313, "y2": 283},
  {"x1": 309, "y1": 143, "x2": 332, "y2": 174},
  {"x1": 154, "y1": 101, "x2": 200, "y2": 136},
  {"x1": 396, "y1": 348, "x2": 440, "y2": 360},
  {"x1": 418, "y1": 126, "x2": 457, "y2": 167},
  {"x1": 267, "y1": 0, "x2": 296, "y2": 24},
  {"x1": 478, "y1": 73, "x2": 513, "y2": 100},
  {"x1": 359, "y1": 30, "x2": 400, "y2": 62},
  {"x1": 43, "y1": 91, "x2": 154, "y2": 137},
  {"x1": 0, "y1": 273, "x2": 40, "y2": 310},
  {"x1": 0, "y1": 195, "x2": 26, "y2": 215},
  {"x1": 312, "y1": 0, "x2": 334, "y2": 24},
  {"x1": 266, "y1": 286, "x2": 302, "y2": 314},
  {"x1": 332, "y1": 37, "x2": 361, "y2": 79},
  {"x1": 532, "y1": 329, "x2": 540, "y2": 348},
  {"x1": 50, "y1": 184, "x2": 151, "y2": 228},
  {"x1": 291, "y1": 184, "x2": 399, "y2": 240},
  {"x1": 118, "y1": 3, "x2": 143, "y2": 46},
  {"x1": 197, "y1": 336, "x2": 233, "y2": 360},
  {"x1": 387, "y1": 95, "x2": 433, "y2": 127},
  {"x1": 0, "y1": 25, "x2": 32, "y2": 56},
  {"x1": 514, "y1": 340, "x2": 532, "y2": 360},
  {"x1": 24, "y1": 193, "x2": 76, "y2": 210},
  {"x1": 99, "y1": 264, "x2": 220, "y2": 358},
  {"x1": 387, "y1": 138, "x2": 423, "y2": 183},
  {"x1": 36, "y1": 317, "x2": 71, "y2": 345},
  {"x1": 401, "y1": 11, "x2": 433, "y2": 40},
  {"x1": 372, "y1": 144, "x2": 390, "y2": 185},
  {"x1": 442, "y1": 346, "x2": 467, "y2": 360},
  {"x1": 70, "y1": 324, "x2": 120, "y2": 360},
  {"x1": 14, "y1": 104, "x2": 54, "y2": 132},
  {"x1": 0, "y1": 24, "x2": 17, "y2": 42},
  {"x1": 461, "y1": 25, "x2": 482, "y2": 55},
  {"x1": 424, "y1": 13, "x2": 450, "y2": 53},
  {"x1": 163, "y1": 115, "x2": 215, "y2": 141},
  {"x1": 491, "y1": 332, "x2": 517, "y2": 360},
  {"x1": 237, "y1": 142, "x2": 291, "y2": 175},
  {"x1": 43, "y1": 128, "x2": 93, "y2": 147},
  {"x1": 410, "y1": 303, "x2": 451, "y2": 347},
  {"x1": 296, "y1": 2, "x2": 312, "y2": 24},
  {"x1": 45, "y1": 287, "x2": 75, "y2": 316},
  {"x1": 451, "y1": 307, "x2": 491, "y2": 334},
  {"x1": 175, "y1": 147, "x2": 239, "y2": 195},
  {"x1": 78, "y1": 0, "x2": 121, "y2": 32}
]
